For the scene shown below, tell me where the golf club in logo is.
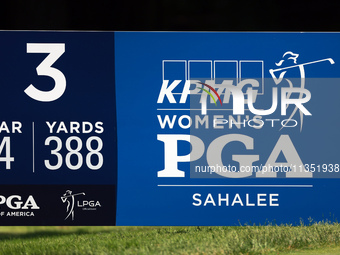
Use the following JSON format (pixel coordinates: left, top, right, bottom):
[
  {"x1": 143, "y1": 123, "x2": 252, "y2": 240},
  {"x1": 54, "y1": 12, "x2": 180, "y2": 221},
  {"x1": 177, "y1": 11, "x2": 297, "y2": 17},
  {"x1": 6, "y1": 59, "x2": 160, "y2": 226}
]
[
  {"x1": 61, "y1": 190, "x2": 85, "y2": 221},
  {"x1": 269, "y1": 51, "x2": 335, "y2": 130}
]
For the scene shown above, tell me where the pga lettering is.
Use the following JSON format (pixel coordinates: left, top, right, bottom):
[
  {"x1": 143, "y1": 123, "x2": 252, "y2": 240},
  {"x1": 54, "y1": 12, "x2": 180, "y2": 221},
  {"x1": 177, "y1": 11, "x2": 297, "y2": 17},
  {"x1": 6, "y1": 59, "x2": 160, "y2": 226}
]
[
  {"x1": 77, "y1": 200, "x2": 101, "y2": 207},
  {"x1": 157, "y1": 134, "x2": 311, "y2": 178},
  {"x1": 0, "y1": 195, "x2": 39, "y2": 210}
]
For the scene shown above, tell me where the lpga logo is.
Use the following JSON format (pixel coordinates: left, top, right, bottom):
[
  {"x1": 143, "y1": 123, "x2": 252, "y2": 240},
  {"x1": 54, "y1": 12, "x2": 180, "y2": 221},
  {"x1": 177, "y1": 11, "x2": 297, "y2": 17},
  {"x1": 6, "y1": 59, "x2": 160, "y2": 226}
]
[
  {"x1": 61, "y1": 190, "x2": 85, "y2": 221},
  {"x1": 269, "y1": 51, "x2": 334, "y2": 130}
]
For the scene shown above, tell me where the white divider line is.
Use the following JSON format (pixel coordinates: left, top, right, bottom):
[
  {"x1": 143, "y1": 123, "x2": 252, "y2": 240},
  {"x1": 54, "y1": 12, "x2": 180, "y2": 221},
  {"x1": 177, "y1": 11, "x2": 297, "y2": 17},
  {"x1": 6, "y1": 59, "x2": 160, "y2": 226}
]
[
  {"x1": 156, "y1": 109, "x2": 251, "y2": 111},
  {"x1": 32, "y1": 122, "x2": 35, "y2": 173},
  {"x1": 158, "y1": 185, "x2": 313, "y2": 188}
]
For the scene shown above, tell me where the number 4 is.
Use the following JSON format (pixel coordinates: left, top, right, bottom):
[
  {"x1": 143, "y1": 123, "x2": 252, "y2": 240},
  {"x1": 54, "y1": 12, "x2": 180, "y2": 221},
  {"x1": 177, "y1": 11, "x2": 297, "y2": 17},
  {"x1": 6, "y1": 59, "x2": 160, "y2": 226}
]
[
  {"x1": 0, "y1": 137, "x2": 14, "y2": 169},
  {"x1": 25, "y1": 43, "x2": 66, "y2": 102}
]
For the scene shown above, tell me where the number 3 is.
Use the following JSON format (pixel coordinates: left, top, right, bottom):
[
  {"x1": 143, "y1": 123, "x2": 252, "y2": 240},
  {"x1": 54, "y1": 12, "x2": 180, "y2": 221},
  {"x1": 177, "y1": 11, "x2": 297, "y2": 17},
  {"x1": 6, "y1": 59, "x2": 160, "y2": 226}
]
[{"x1": 25, "y1": 43, "x2": 66, "y2": 102}]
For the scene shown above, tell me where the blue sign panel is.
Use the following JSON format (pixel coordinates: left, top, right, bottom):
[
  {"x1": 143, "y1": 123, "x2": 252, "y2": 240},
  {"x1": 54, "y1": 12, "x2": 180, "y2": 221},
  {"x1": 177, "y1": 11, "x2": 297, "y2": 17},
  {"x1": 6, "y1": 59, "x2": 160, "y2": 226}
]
[
  {"x1": 115, "y1": 32, "x2": 340, "y2": 225},
  {"x1": 1, "y1": 31, "x2": 340, "y2": 226}
]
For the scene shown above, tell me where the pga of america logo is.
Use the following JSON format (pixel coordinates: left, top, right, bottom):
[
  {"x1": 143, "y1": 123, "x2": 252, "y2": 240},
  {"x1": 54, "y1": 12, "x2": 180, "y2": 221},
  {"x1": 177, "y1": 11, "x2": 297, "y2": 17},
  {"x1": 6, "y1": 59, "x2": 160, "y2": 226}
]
[
  {"x1": 0, "y1": 195, "x2": 39, "y2": 217},
  {"x1": 158, "y1": 51, "x2": 334, "y2": 126}
]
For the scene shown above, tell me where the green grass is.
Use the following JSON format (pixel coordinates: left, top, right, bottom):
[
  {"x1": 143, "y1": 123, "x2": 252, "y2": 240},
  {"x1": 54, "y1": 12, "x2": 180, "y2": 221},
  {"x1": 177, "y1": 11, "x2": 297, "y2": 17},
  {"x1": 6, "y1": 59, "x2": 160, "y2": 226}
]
[
  {"x1": 280, "y1": 245, "x2": 340, "y2": 254},
  {"x1": 0, "y1": 224, "x2": 339, "y2": 254}
]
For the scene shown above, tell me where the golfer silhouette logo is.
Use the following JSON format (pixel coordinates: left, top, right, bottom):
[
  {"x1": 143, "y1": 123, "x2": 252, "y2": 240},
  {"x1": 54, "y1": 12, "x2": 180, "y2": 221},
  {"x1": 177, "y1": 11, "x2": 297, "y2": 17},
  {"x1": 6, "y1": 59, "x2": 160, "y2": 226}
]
[
  {"x1": 61, "y1": 190, "x2": 85, "y2": 220},
  {"x1": 269, "y1": 51, "x2": 334, "y2": 131}
]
